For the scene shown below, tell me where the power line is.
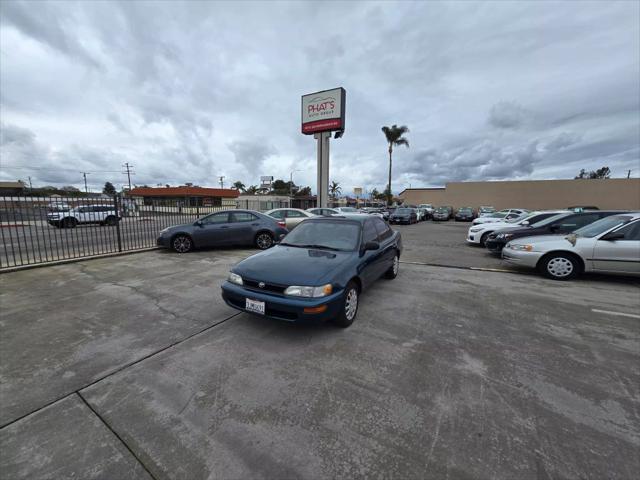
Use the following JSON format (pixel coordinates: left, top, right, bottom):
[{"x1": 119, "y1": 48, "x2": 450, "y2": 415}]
[{"x1": 219, "y1": 175, "x2": 225, "y2": 189}]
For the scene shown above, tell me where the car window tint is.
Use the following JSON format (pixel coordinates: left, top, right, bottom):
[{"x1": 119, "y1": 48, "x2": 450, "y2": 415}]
[
  {"x1": 201, "y1": 212, "x2": 228, "y2": 224},
  {"x1": 269, "y1": 210, "x2": 284, "y2": 219},
  {"x1": 613, "y1": 221, "x2": 640, "y2": 240},
  {"x1": 363, "y1": 220, "x2": 378, "y2": 243},
  {"x1": 286, "y1": 210, "x2": 305, "y2": 218},
  {"x1": 232, "y1": 212, "x2": 257, "y2": 223},
  {"x1": 373, "y1": 218, "x2": 392, "y2": 240},
  {"x1": 557, "y1": 213, "x2": 600, "y2": 230}
]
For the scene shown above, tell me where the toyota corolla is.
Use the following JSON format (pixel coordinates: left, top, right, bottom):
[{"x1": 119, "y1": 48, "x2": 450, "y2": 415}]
[{"x1": 221, "y1": 215, "x2": 402, "y2": 327}]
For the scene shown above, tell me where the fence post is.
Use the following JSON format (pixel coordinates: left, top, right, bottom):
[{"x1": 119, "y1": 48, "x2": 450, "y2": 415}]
[{"x1": 114, "y1": 194, "x2": 123, "y2": 252}]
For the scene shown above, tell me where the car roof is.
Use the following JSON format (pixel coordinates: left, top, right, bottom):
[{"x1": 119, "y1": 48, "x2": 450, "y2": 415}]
[{"x1": 305, "y1": 213, "x2": 370, "y2": 224}]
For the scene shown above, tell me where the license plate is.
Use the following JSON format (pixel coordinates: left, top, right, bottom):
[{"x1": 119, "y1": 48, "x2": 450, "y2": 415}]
[{"x1": 245, "y1": 298, "x2": 265, "y2": 315}]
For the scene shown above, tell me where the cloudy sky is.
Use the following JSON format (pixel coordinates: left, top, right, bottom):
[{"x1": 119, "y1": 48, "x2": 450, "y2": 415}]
[{"x1": 0, "y1": 0, "x2": 638, "y2": 194}]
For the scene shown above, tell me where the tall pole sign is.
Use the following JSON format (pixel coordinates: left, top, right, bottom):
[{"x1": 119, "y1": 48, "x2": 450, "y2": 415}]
[{"x1": 301, "y1": 87, "x2": 346, "y2": 208}]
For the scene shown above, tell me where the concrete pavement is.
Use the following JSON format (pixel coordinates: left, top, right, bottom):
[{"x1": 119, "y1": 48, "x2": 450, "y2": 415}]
[{"x1": 1, "y1": 244, "x2": 639, "y2": 479}]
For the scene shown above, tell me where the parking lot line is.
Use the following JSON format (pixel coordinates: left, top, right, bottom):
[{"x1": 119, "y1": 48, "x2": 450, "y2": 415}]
[
  {"x1": 591, "y1": 309, "x2": 640, "y2": 319},
  {"x1": 400, "y1": 260, "x2": 527, "y2": 275}
]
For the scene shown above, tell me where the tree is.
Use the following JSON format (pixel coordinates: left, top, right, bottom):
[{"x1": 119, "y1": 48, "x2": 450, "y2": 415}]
[
  {"x1": 381, "y1": 124, "x2": 410, "y2": 206},
  {"x1": 329, "y1": 181, "x2": 342, "y2": 199},
  {"x1": 295, "y1": 186, "x2": 312, "y2": 196},
  {"x1": 103, "y1": 181, "x2": 116, "y2": 195},
  {"x1": 574, "y1": 166, "x2": 611, "y2": 179},
  {"x1": 370, "y1": 187, "x2": 380, "y2": 200},
  {"x1": 232, "y1": 180, "x2": 246, "y2": 191},
  {"x1": 245, "y1": 185, "x2": 258, "y2": 195},
  {"x1": 591, "y1": 166, "x2": 611, "y2": 179}
]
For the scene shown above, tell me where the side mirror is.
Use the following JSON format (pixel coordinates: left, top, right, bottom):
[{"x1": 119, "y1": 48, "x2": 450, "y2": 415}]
[
  {"x1": 601, "y1": 231, "x2": 625, "y2": 241},
  {"x1": 194, "y1": 220, "x2": 203, "y2": 227},
  {"x1": 363, "y1": 241, "x2": 380, "y2": 252},
  {"x1": 521, "y1": 220, "x2": 529, "y2": 226}
]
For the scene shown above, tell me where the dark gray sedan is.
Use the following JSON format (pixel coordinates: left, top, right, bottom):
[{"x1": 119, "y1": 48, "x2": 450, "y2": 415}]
[{"x1": 157, "y1": 210, "x2": 289, "y2": 253}]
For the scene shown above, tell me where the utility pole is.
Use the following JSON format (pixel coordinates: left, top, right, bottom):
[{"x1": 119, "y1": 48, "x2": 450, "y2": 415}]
[
  {"x1": 219, "y1": 176, "x2": 225, "y2": 189},
  {"x1": 82, "y1": 172, "x2": 89, "y2": 193},
  {"x1": 122, "y1": 163, "x2": 133, "y2": 193},
  {"x1": 289, "y1": 170, "x2": 301, "y2": 197},
  {"x1": 28, "y1": 176, "x2": 33, "y2": 192},
  {"x1": 628, "y1": 170, "x2": 632, "y2": 179}
]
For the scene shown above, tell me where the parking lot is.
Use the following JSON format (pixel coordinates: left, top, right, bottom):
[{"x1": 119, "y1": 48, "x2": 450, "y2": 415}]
[{"x1": 1, "y1": 220, "x2": 639, "y2": 479}]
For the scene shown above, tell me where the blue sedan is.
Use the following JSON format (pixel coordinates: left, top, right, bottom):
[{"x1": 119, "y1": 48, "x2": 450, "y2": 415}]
[{"x1": 221, "y1": 214, "x2": 403, "y2": 327}]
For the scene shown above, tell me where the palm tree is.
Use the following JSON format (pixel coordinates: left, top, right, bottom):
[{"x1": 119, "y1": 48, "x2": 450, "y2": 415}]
[
  {"x1": 232, "y1": 180, "x2": 246, "y2": 192},
  {"x1": 329, "y1": 180, "x2": 342, "y2": 199},
  {"x1": 381, "y1": 125, "x2": 410, "y2": 205},
  {"x1": 245, "y1": 185, "x2": 258, "y2": 195}
]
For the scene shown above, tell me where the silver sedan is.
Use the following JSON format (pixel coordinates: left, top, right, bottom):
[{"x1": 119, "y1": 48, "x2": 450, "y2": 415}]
[
  {"x1": 502, "y1": 213, "x2": 640, "y2": 280},
  {"x1": 265, "y1": 208, "x2": 316, "y2": 230}
]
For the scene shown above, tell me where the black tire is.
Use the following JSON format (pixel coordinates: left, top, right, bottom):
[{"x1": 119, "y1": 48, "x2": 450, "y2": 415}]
[
  {"x1": 538, "y1": 253, "x2": 580, "y2": 280},
  {"x1": 105, "y1": 216, "x2": 118, "y2": 226},
  {"x1": 255, "y1": 231, "x2": 274, "y2": 250},
  {"x1": 172, "y1": 234, "x2": 193, "y2": 253},
  {"x1": 385, "y1": 252, "x2": 400, "y2": 279},
  {"x1": 479, "y1": 232, "x2": 491, "y2": 247},
  {"x1": 333, "y1": 281, "x2": 360, "y2": 328},
  {"x1": 62, "y1": 217, "x2": 77, "y2": 229}
]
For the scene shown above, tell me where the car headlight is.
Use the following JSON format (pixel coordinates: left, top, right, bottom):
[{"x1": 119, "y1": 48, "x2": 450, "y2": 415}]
[
  {"x1": 470, "y1": 227, "x2": 483, "y2": 232},
  {"x1": 507, "y1": 243, "x2": 533, "y2": 251},
  {"x1": 284, "y1": 284, "x2": 333, "y2": 298},
  {"x1": 228, "y1": 272, "x2": 243, "y2": 285},
  {"x1": 159, "y1": 228, "x2": 170, "y2": 235},
  {"x1": 497, "y1": 233, "x2": 512, "y2": 239}
]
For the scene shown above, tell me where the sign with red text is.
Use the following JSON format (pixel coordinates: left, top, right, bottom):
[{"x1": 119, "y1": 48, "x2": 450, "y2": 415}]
[{"x1": 301, "y1": 87, "x2": 346, "y2": 135}]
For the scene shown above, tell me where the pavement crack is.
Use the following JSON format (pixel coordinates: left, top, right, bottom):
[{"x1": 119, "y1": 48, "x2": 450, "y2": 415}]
[{"x1": 76, "y1": 392, "x2": 159, "y2": 480}]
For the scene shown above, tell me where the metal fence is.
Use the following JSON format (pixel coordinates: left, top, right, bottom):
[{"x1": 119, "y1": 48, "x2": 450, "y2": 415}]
[{"x1": 0, "y1": 195, "x2": 287, "y2": 270}]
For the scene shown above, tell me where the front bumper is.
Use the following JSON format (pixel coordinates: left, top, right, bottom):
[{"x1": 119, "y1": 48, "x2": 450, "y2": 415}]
[
  {"x1": 433, "y1": 215, "x2": 449, "y2": 221},
  {"x1": 501, "y1": 248, "x2": 542, "y2": 268},
  {"x1": 485, "y1": 238, "x2": 507, "y2": 253},
  {"x1": 221, "y1": 281, "x2": 344, "y2": 323},
  {"x1": 466, "y1": 233, "x2": 482, "y2": 244},
  {"x1": 390, "y1": 217, "x2": 410, "y2": 224},
  {"x1": 157, "y1": 235, "x2": 171, "y2": 248}
]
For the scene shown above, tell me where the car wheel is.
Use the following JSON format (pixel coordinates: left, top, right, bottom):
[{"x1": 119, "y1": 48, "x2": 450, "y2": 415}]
[
  {"x1": 385, "y1": 253, "x2": 400, "y2": 279},
  {"x1": 172, "y1": 234, "x2": 193, "y2": 253},
  {"x1": 539, "y1": 253, "x2": 580, "y2": 280},
  {"x1": 62, "y1": 218, "x2": 77, "y2": 228},
  {"x1": 479, "y1": 232, "x2": 491, "y2": 247},
  {"x1": 255, "y1": 232, "x2": 274, "y2": 250},
  {"x1": 105, "y1": 216, "x2": 118, "y2": 226},
  {"x1": 333, "y1": 281, "x2": 359, "y2": 328}
]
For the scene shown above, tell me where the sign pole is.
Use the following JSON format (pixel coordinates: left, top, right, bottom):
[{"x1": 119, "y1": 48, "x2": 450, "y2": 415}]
[{"x1": 315, "y1": 131, "x2": 330, "y2": 208}]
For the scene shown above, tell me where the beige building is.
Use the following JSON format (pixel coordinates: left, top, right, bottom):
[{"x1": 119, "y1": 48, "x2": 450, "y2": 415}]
[{"x1": 399, "y1": 178, "x2": 640, "y2": 211}]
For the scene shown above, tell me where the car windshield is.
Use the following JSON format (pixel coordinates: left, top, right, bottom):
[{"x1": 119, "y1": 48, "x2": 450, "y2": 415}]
[
  {"x1": 529, "y1": 212, "x2": 570, "y2": 227},
  {"x1": 459, "y1": 208, "x2": 472, "y2": 213},
  {"x1": 435, "y1": 207, "x2": 448, "y2": 213},
  {"x1": 574, "y1": 215, "x2": 633, "y2": 238},
  {"x1": 340, "y1": 207, "x2": 357, "y2": 212},
  {"x1": 396, "y1": 208, "x2": 412, "y2": 214},
  {"x1": 280, "y1": 221, "x2": 361, "y2": 251},
  {"x1": 487, "y1": 212, "x2": 507, "y2": 219}
]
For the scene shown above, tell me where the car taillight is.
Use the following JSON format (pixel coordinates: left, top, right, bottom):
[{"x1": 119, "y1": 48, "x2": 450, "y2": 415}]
[{"x1": 277, "y1": 220, "x2": 286, "y2": 228}]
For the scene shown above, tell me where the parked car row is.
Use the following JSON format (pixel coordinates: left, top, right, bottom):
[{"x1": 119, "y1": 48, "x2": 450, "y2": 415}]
[{"x1": 466, "y1": 209, "x2": 640, "y2": 280}]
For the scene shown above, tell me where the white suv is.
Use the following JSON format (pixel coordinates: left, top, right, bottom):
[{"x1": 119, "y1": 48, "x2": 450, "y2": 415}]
[{"x1": 48, "y1": 204, "x2": 119, "y2": 228}]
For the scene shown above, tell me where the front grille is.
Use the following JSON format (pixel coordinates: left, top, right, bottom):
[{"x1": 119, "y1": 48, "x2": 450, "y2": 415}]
[{"x1": 243, "y1": 279, "x2": 287, "y2": 294}]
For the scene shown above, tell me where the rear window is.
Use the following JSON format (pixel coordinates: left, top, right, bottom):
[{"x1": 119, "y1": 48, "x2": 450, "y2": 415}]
[{"x1": 575, "y1": 215, "x2": 633, "y2": 238}]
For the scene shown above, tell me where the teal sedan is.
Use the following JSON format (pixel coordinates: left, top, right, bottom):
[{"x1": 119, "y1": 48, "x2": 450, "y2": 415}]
[{"x1": 221, "y1": 214, "x2": 402, "y2": 327}]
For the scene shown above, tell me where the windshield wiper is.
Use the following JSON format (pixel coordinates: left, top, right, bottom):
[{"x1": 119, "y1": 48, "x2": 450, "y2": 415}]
[{"x1": 295, "y1": 243, "x2": 341, "y2": 251}]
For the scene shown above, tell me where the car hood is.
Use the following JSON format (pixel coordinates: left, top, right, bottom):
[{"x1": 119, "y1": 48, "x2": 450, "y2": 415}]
[
  {"x1": 232, "y1": 245, "x2": 351, "y2": 286},
  {"x1": 508, "y1": 234, "x2": 588, "y2": 249},
  {"x1": 162, "y1": 223, "x2": 194, "y2": 233}
]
